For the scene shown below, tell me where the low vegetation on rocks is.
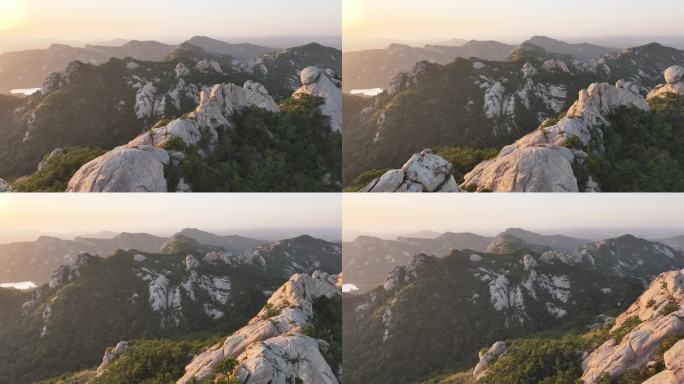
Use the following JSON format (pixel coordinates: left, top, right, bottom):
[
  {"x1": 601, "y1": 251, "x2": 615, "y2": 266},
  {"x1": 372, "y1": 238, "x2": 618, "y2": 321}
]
[{"x1": 11, "y1": 147, "x2": 105, "y2": 192}]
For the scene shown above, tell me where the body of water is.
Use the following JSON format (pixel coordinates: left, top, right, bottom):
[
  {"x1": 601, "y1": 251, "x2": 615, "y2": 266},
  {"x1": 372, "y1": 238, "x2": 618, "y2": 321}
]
[
  {"x1": 350, "y1": 88, "x2": 384, "y2": 97},
  {"x1": 0, "y1": 281, "x2": 38, "y2": 290},
  {"x1": 10, "y1": 88, "x2": 41, "y2": 96},
  {"x1": 342, "y1": 283, "x2": 359, "y2": 293}
]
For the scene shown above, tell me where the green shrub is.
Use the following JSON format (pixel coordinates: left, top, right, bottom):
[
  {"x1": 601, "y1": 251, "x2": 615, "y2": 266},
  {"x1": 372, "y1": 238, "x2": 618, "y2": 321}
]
[
  {"x1": 344, "y1": 168, "x2": 390, "y2": 192},
  {"x1": 611, "y1": 316, "x2": 642, "y2": 343},
  {"x1": 660, "y1": 300, "x2": 679, "y2": 316},
  {"x1": 12, "y1": 147, "x2": 105, "y2": 192}
]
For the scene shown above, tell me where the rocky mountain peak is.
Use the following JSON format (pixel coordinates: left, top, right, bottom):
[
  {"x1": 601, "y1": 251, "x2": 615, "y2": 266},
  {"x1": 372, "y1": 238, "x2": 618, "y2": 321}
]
[
  {"x1": 293, "y1": 65, "x2": 342, "y2": 132},
  {"x1": 177, "y1": 271, "x2": 340, "y2": 384}
]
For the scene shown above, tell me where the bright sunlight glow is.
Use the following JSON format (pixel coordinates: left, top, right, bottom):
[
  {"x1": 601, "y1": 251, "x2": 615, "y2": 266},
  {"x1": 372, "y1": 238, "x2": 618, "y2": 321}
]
[{"x1": 0, "y1": 0, "x2": 25, "y2": 31}]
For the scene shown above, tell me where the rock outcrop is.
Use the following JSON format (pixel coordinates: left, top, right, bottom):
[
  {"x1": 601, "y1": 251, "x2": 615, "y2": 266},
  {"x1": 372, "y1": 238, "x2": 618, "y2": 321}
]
[
  {"x1": 177, "y1": 272, "x2": 340, "y2": 384},
  {"x1": 0, "y1": 178, "x2": 10, "y2": 192},
  {"x1": 67, "y1": 81, "x2": 278, "y2": 192},
  {"x1": 473, "y1": 341, "x2": 507, "y2": 380},
  {"x1": 642, "y1": 339, "x2": 684, "y2": 384},
  {"x1": 96, "y1": 341, "x2": 129, "y2": 376},
  {"x1": 37, "y1": 148, "x2": 64, "y2": 171},
  {"x1": 462, "y1": 80, "x2": 649, "y2": 192},
  {"x1": 362, "y1": 149, "x2": 460, "y2": 192},
  {"x1": 581, "y1": 269, "x2": 684, "y2": 383},
  {"x1": 647, "y1": 65, "x2": 684, "y2": 99},
  {"x1": 294, "y1": 66, "x2": 342, "y2": 132}
]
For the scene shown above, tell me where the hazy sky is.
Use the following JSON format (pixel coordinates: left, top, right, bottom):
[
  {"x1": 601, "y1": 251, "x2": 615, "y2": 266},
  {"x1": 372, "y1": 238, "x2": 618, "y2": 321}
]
[
  {"x1": 0, "y1": 194, "x2": 340, "y2": 235},
  {"x1": 0, "y1": 0, "x2": 340, "y2": 44},
  {"x1": 344, "y1": 0, "x2": 684, "y2": 49},
  {"x1": 344, "y1": 194, "x2": 684, "y2": 238}
]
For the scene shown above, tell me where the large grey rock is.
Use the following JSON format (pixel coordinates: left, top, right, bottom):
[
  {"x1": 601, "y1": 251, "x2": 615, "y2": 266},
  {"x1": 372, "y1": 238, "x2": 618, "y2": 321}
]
[
  {"x1": 664, "y1": 65, "x2": 684, "y2": 85},
  {"x1": 177, "y1": 272, "x2": 340, "y2": 384},
  {"x1": 67, "y1": 145, "x2": 170, "y2": 192},
  {"x1": 463, "y1": 80, "x2": 648, "y2": 192},
  {"x1": 647, "y1": 65, "x2": 684, "y2": 99},
  {"x1": 582, "y1": 269, "x2": 684, "y2": 383},
  {"x1": 294, "y1": 66, "x2": 342, "y2": 132},
  {"x1": 645, "y1": 340, "x2": 684, "y2": 383},
  {"x1": 363, "y1": 149, "x2": 460, "y2": 192}
]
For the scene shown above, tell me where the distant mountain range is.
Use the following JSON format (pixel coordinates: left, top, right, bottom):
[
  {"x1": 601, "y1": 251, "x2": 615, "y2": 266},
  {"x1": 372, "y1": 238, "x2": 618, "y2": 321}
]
[
  {"x1": 343, "y1": 36, "x2": 616, "y2": 91},
  {"x1": 343, "y1": 228, "x2": 591, "y2": 293},
  {"x1": 0, "y1": 228, "x2": 267, "y2": 284},
  {"x1": 343, "y1": 231, "x2": 684, "y2": 384},
  {"x1": 0, "y1": 230, "x2": 341, "y2": 383},
  {"x1": 0, "y1": 36, "x2": 342, "y2": 94}
]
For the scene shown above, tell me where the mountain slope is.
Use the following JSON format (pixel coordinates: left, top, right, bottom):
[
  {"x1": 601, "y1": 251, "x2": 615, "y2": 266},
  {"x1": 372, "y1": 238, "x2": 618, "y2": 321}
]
[
  {"x1": 0, "y1": 41, "x2": 176, "y2": 93},
  {"x1": 343, "y1": 235, "x2": 684, "y2": 384},
  {"x1": 343, "y1": 43, "x2": 684, "y2": 188},
  {"x1": 183, "y1": 36, "x2": 276, "y2": 59},
  {"x1": 177, "y1": 271, "x2": 341, "y2": 384},
  {"x1": 178, "y1": 228, "x2": 266, "y2": 253},
  {"x1": 0, "y1": 233, "x2": 168, "y2": 284},
  {"x1": 0, "y1": 235, "x2": 341, "y2": 383},
  {"x1": 343, "y1": 232, "x2": 493, "y2": 293},
  {"x1": 465, "y1": 267, "x2": 684, "y2": 384},
  {"x1": 0, "y1": 43, "x2": 342, "y2": 184},
  {"x1": 343, "y1": 40, "x2": 516, "y2": 91},
  {"x1": 462, "y1": 65, "x2": 684, "y2": 192},
  {"x1": 525, "y1": 36, "x2": 615, "y2": 61}
]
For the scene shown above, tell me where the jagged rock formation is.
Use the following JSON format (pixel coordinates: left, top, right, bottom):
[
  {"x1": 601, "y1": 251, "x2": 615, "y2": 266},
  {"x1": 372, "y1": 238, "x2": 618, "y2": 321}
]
[
  {"x1": 294, "y1": 66, "x2": 342, "y2": 132},
  {"x1": 361, "y1": 149, "x2": 459, "y2": 192},
  {"x1": 582, "y1": 269, "x2": 684, "y2": 383},
  {"x1": 66, "y1": 81, "x2": 278, "y2": 192},
  {"x1": 647, "y1": 65, "x2": 684, "y2": 99},
  {"x1": 473, "y1": 341, "x2": 507, "y2": 380},
  {"x1": 96, "y1": 341, "x2": 129, "y2": 376},
  {"x1": 177, "y1": 272, "x2": 340, "y2": 384},
  {"x1": 462, "y1": 80, "x2": 649, "y2": 192},
  {"x1": 36, "y1": 148, "x2": 64, "y2": 171},
  {"x1": 643, "y1": 339, "x2": 684, "y2": 383}
]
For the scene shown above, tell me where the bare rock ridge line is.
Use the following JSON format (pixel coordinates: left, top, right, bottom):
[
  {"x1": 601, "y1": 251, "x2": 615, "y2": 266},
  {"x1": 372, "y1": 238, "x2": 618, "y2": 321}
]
[
  {"x1": 461, "y1": 65, "x2": 684, "y2": 192},
  {"x1": 176, "y1": 271, "x2": 340, "y2": 384},
  {"x1": 582, "y1": 268, "x2": 684, "y2": 383}
]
